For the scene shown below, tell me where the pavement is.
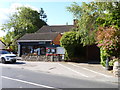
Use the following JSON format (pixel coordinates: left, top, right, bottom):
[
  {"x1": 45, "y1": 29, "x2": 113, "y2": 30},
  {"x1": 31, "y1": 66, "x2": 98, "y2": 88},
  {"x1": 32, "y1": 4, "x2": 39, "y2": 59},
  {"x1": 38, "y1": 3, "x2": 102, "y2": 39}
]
[{"x1": 0, "y1": 60, "x2": 119, "y2": 84}]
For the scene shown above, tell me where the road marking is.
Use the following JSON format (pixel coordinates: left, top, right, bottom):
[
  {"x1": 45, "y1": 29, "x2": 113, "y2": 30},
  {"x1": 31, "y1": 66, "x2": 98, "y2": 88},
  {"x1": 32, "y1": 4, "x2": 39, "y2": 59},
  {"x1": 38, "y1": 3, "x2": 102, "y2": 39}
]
[
  {"x1": 82, "y1": 67, "x2": 112, "y2": 77},
  {"x1": 68, "y1": 63, "x2": 112, "y2": 78},
  {"x1": 1, "y1": 76, "x2": 55, "y2": 89},
  {"x1": 68, "y1": 63, "x2": 79, "y2": 67},
  {"x1": 58, "y1": 63, "x2": 89, "y2": 78},
  {"x1": 19, "y1": 86, "x2": 22, "y2": 88}
]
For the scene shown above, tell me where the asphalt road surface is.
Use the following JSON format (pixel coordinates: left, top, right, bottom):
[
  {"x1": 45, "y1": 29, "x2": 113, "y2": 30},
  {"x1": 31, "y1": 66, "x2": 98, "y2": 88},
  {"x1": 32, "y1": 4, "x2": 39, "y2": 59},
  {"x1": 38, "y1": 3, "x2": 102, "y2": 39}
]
[{"x1": 1, "y1": 66, "x2": 118, "y2": 89}]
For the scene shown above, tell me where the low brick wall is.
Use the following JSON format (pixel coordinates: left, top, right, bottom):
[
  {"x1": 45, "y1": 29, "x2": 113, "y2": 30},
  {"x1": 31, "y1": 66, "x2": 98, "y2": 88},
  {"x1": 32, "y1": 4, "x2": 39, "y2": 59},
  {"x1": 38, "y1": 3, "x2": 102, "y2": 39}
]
[{"x1": 21, "y1": 55, "x2": 63, "y2": 62}]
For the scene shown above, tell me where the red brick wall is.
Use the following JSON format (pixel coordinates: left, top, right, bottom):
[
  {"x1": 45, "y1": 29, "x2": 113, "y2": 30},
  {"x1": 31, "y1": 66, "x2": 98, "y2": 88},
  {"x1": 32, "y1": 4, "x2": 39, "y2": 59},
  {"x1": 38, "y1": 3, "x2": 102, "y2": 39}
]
[{"x1": 53, "y1": 34, "x2": 62, "y2": 45}]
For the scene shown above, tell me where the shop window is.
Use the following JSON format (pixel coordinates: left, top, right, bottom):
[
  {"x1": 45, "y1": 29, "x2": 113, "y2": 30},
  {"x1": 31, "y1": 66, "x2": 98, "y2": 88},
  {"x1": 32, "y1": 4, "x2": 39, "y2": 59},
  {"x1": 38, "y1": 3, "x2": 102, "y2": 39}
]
[
  {"x1": 40, "y1": 47, "x2": 46, "y2": 55},
  {"x1": 22, "y1": 45, "x2": 46, "y2": 56}
]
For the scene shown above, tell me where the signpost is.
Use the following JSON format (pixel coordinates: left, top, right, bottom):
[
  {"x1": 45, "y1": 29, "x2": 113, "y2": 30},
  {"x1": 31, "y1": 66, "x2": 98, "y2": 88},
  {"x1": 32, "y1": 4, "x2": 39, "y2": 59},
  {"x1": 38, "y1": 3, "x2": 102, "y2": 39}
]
[
  {"x1": 56, "y1": 47, "x2": 65, "y2": 60},
  {"x1": 56, "y1": 47, "x2": 65, "y2": 54}
]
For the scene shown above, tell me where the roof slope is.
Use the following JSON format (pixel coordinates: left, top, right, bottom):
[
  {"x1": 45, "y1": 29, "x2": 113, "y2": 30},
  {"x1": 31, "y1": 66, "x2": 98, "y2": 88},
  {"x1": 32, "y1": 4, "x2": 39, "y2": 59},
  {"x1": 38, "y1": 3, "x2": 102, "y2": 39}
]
[
  {"x1": 36, "y1": 25, "x2": 74, "y2": 33},
  {"x1": 18, "y1": 32, "x2": 60, "y2": 41}
]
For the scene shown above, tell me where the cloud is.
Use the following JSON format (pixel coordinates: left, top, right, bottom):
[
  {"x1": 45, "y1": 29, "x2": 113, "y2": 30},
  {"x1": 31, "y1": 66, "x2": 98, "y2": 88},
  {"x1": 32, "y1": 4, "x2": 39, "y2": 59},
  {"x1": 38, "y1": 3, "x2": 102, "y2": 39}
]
[
  {"x1": 10, "y1": 3, "x2": 39, "y2": 12},
  {"x1": 0, "y1": 3, "x2": 23, "y2": 23},
  {"x1": 0, "y1": 3, "x2": 39, "y2": 22},
  {"x1": 0, "y1": 3, "x2": 39, "y2": 37}
]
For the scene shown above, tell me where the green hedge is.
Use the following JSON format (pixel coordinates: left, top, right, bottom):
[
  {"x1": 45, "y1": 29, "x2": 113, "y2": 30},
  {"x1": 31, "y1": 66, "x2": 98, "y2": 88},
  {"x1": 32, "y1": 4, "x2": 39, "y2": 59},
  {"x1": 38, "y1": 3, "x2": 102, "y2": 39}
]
[
  {"x1": 60, "y1": 31, "x2": 86, "y2": 61},
  {"x1": 100, "y1": 48, "x2": 107, "y2": 67}
]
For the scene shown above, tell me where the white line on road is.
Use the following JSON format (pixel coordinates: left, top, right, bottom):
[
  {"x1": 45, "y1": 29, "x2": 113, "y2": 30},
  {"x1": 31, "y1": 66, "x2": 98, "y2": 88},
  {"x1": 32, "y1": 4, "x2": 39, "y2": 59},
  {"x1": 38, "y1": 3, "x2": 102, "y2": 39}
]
[
  {"x1": 68, "y1": 63, "x2": 79, "y2": 67},
  {"x1": 58, "y1": 63, "x2": 89, "y2": 78},
  {"x1": 82, "y1": 67, "x2": 112, "y2": 78},
  {"x1": 1, "y1": 76, "x2": 55, "y2": 89},
  {"x1": 68, "y1": 63, "x2": 112, "y2": 78}
]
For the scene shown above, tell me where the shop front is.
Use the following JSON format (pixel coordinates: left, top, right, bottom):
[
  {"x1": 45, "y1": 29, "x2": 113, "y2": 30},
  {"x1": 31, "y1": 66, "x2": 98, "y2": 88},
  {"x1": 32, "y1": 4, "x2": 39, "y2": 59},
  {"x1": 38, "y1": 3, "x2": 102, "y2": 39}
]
[{"x1": 18, "y1": 41, "x2": 60, "y2": 57}]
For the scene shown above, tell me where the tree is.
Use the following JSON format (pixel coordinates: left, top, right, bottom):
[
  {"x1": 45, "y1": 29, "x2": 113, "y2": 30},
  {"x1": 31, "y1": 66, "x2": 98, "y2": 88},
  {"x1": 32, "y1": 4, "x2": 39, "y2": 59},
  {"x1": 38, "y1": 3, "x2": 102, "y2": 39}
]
[
  {"x1": 67, "y1": 2, "x2": 120, "y2": 46},
  {"x1": 2, "y1": 6, "x2": 47, "y2": 37},
  {"x1": 96, "y1": 2, "x2": 120, "y2": 28},
  {"x1": 1, "y1": 6, "x2": 47, "y2": 51},
  {"x1": 39, "y1": 8, "x2": 47, "y2": 22},
  {"x1": 66, "y1": 2, "x2": 120, "y2": 65},
  {"x1": 1, "y1": 31, "x2": 18, "y2": 51},
  {"x1": 67, "y1": 2, "x2": 98, "y2": 46}
]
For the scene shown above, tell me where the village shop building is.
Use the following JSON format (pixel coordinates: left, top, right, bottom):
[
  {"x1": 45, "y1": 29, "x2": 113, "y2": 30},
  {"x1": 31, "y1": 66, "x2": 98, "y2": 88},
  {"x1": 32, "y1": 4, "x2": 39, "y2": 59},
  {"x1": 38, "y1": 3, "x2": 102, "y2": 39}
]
[
  {"x1": 17, "y1": 25, "x2": 73, "y2": 61},
  {"x1": 18, "y1": 24, "x2": 100, "y2": 63},
  {"x1": 18, "y1": 32, "x2": 63, "y2": 56}
]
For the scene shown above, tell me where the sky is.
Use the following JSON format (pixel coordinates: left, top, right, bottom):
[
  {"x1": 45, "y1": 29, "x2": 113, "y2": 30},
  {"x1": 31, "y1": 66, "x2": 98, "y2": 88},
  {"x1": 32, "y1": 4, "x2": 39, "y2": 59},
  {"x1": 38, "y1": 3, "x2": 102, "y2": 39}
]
[{"x1": 0, "y1": 0, "x2": 85, "y2": 37}]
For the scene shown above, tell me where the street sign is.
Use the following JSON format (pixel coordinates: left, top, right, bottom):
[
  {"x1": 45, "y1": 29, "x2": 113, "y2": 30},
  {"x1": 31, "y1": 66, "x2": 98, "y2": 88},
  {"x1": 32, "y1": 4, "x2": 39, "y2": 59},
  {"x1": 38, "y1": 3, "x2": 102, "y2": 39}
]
[{"x1": 56, "y1": 47, "x2": 65, "y2": 54}]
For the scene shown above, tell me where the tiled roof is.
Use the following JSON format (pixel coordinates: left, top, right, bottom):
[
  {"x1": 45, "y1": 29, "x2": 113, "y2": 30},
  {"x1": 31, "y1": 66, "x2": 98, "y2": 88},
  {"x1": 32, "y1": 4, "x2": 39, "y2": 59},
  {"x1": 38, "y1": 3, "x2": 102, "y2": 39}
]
[
  {"x1": 36, "y1": 25, "x2": 74, "y2": 33},
  {"x1": 18, "y1": 25, "x2": 74, "y2": 42},
  {"x1": 18, "y1": 32, "x2": 60, "y2": 41}
]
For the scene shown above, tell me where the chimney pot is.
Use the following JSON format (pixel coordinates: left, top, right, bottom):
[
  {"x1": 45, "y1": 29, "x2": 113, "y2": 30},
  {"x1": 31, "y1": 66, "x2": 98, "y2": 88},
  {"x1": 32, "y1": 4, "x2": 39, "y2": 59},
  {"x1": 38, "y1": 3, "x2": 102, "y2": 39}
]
[{"x1": 73, "y1": 19, "x2": 78, "y2": 27}]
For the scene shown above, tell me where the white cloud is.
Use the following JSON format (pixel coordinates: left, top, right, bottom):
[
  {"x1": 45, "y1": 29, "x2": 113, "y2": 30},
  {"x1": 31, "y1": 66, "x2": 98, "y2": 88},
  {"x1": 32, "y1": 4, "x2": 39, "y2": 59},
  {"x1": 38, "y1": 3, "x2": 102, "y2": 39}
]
[
  {"x1": 0, "y1": 3, "x2": 39, "y2": 37},
  {"x1": 0, "y1": 3, "x2": 23, "y2": 23},
  {"x1": 9, "y1": 3, "x2": 39, "y2": 13}
]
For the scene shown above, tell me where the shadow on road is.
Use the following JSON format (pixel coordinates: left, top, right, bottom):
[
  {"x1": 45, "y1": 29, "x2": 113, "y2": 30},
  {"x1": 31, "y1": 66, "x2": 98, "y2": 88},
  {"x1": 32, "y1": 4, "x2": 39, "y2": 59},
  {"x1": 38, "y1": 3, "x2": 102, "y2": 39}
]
[
  {"x1": 5, "y1": 61, "x2": 26, "y2": 65},
  {"x1": 68, "y1": 60, "x2": 100, "y2": 64},
  {"x1": 14, "y1": 62, "x2": 26, "y2": 64},
  {"x1": 88, "y1": 61, "x2": 100, "y2": 64}
]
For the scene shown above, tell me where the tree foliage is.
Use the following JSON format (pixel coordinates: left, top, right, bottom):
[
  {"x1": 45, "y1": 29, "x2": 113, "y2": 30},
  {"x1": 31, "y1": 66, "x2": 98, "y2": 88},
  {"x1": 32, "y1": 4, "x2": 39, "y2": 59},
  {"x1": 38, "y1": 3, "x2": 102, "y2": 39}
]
[
  {"x1": 65, "y1": 2, "x2": 120, "y2": 64},
  {"x1": 96, "y1": 2, "x2": 120, "y2": 28},
  {"x1": 2, "y1": 6, "x2": 47, "y2": 36},
  {"x1": 67, "y1": 2, "x2": 120, "y2": 46},
  {"x1": 96, "y1": 27, "x2": 120, "y2": 57},
  {"x1": 1, "y1": 6, "x2": 47, "y2": 51},
  {"x1": 95, "y1": 2, "x2": 120, "y2": 58},
  {"x1": 60, "y1": 31, "x2": 80, "y2": 48},
  {"x1": 1, "y1": 31, "x2": 18, "y2": 51},
  {"x1": 39, "y1": 8, "x2": 47, "y2": 22}
]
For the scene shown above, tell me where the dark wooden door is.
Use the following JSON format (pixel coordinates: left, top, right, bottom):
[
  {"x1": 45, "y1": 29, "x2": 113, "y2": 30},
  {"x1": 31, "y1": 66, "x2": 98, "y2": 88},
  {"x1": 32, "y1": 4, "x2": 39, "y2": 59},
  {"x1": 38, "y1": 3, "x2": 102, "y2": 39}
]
[{"x1": 86, "y1": 44, "x2": 100, "y2": 63}]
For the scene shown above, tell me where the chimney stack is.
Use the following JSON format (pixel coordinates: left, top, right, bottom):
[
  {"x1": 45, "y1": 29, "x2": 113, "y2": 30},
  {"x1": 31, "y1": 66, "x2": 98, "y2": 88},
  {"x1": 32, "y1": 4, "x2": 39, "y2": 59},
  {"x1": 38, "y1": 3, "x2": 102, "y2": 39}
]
[{"x1": 73, "y1": 19, "x2": 78, "y2": 27}]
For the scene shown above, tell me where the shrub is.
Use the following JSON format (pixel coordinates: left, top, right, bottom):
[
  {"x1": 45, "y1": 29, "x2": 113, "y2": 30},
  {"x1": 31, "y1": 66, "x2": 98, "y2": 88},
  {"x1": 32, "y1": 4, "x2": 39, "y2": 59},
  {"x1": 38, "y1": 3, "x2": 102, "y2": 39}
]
[
  {"x1": 96, "y1": 27, "x2": 120, "y2": 67},
  {"x1": 96, "y1": 27, "x2": 120, "y2": 57},
  {"x1": 60, "y1": 31, "x2": 85, "y2": 61},
  {"x1": 109, "y1": 58, "x2": 120, "y2": 66},
  {"x1": 100, "y1": 48, "x2": 107, "y2": 67}
]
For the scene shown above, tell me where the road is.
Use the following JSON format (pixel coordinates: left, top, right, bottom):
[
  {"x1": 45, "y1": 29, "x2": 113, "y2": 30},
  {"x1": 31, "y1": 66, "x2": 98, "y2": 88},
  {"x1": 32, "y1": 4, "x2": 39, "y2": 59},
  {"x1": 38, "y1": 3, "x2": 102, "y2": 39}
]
[{"x1": 1, "y1": 66, "x2": 119, "y2": 89}]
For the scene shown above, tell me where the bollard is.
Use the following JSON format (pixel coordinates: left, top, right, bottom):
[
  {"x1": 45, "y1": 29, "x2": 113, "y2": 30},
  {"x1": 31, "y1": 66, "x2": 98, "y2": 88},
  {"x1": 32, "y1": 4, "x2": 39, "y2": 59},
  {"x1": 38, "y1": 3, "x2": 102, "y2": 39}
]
[{"x1": 106, "y1": 57, "x2": 112, "y2": 70}]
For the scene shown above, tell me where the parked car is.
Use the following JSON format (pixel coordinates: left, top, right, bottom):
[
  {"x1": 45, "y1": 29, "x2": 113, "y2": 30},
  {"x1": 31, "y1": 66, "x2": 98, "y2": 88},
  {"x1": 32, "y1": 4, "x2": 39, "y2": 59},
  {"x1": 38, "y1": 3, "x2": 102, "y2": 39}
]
[{"x1": 0, "y1": 50, "x2": 17, "y2": 64}]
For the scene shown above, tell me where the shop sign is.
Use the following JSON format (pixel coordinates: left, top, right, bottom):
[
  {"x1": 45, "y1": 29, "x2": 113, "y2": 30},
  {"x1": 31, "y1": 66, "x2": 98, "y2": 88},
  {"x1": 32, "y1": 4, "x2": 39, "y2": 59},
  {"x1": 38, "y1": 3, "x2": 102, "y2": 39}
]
[
  {"x1": 38, "y1": 41, "x2": 45, "y2": 44},
  {"x1": 56, "y1": 47, "x2": 65, "y2": 54}
]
